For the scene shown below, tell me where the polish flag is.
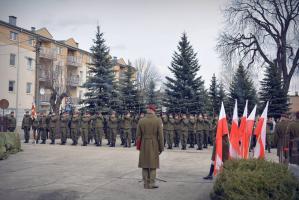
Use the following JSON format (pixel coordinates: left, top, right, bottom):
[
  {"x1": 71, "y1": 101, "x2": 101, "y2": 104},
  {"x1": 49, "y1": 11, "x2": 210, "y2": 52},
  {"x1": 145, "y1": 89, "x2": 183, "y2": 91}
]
[
  {"x1": 229, "y1": 99, "x2": 240, "y2": 159},
  {"x1": 254, "y1": 102, "x2": 269, "y2": 159},
  {"x1": 239, "y1": 100, "x2": 248, "y2": 157},
  {"x1": 214, "y1": 102, "x2": 229, "y2": 175},
  {"x1": 242, "y1": 105, "x2": 257, "y2": 159},
  {"x1": 31, "y1": 103, "x2": 36, "y2": 119}
]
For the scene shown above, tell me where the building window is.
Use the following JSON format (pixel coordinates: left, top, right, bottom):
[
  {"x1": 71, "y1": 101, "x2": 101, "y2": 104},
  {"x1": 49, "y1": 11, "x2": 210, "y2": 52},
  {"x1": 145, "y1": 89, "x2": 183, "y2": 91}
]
[
  {"x1": 10, "y1": 54, "x2": 16, "y2": 66},
  {"x1": 26, "y1": 57, "x2": 33, "y2": 70},
  {"x1": 8, "y1": 81, "x2": 15, "y2": 92},
  {"x1": 57, "y1": 47, "x2": 62, "y2": 55},
  {"x1": 28, "y1": 36, "x2": 34, "y2": 46},
  {"x1": 26, "y1": 82, "x2": 32, "y2": 94},
  {"x1": 9, "y1": 31, "x2": 18, "y2": 41}
]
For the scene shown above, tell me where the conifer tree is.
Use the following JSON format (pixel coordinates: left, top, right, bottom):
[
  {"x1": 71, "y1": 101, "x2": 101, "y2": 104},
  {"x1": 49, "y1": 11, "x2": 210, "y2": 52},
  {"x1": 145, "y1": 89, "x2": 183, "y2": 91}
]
[
  {"x1": 259, "y1": 64, "x2": 289, "y2": 119},
  {"x1": 229, "y1": 65, "x2": 258, "y2": 116},
  {"x1": 208, "y1": 74, "x2": 219, "y2": 116},
  {"x1": 81, "y1": 26, "x2": 114, "y2": 112},
  {"x1": 147, "y1": 79, "x2": 156, "y2": 105},
  {"x1": 164, "y1": 33, "x2": 205, "y2": 114}
]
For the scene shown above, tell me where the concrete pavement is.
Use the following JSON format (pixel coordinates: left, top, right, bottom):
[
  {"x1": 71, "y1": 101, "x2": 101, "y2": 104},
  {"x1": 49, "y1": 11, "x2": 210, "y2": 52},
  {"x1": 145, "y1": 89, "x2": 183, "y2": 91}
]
[{"x1": 0, "y1": 139, "x2": 278, "y2": 200}]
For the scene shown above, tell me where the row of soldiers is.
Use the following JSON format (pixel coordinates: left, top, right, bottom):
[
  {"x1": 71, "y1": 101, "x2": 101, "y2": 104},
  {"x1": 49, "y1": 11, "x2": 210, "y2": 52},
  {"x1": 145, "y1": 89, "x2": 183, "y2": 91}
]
[{"x1": 11, "y1": 110, "x2": 216, "y2": 149}]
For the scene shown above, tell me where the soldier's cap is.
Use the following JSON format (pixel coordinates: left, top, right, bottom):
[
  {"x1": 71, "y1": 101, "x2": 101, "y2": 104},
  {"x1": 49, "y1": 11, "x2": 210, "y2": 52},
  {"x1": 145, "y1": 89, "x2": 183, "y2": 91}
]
[{"x1": 147, "y1": 104, "x2": 156, "y2": 112}]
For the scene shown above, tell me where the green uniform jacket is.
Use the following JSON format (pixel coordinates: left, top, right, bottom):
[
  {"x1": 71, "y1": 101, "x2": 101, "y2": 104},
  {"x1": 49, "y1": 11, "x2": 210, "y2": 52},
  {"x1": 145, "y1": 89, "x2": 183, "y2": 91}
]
[
  {"x1": 39, "y1": 116, "x2": 47, "y2": 129},
  {"x1": 60, "y1": 116, "x2": 69, "y2": 128},
  {"x1": 137, "y1": 113, "x2": 164, "y2": 169},
  {"x1": 162, "y1": 117, "x2": 169, "y2": 130},
  {"x1": 108, "y1": 116, "x2": 118, "y2": 129},
  {"x1": 168, "y1": 118, "x2": 175, "y2": 131},
  {"x1": 81, "y1": 116, "x2": 90, "y2": 129},
  {"x1": 123, "y1": 116, "x2": 132, "y2": 130},
  {"x1": 181, "y1": 119, "x2": 189, "y2": 132},
  {"x1": 273, "y1": 120, "x2": 290, "y2": 157},
  {"x1": 196, "y1": 119, "x2": 204, "y2": 131},
  {"x1": 22, "y1": 114, "x2": 32, "y2": 129},
  {"x1": 7, "y1": 115, "x2": 16, "y2": 129},
  {"x1": 287, "y1": 120, "x2": 299, "y2": 142},
  {"x1": 71, "y1": 116, "x2": 80, "y2": 129},
  {"x1": 132, "y1": 117, "x2": 138, "y2": 129},
  {"x1": 174, "y1": 118, "x2": 181, "y2": 131},
  {"x1": 188, "y1": 118, "x2": 196, "y2": 132},
  {"x1": 32, "y1": 118, "x2": 39, "y2": 129},
  {"x1": 49, "y1": 115, "x2": 59, "y2": 128},
  {"x1": 203, "y1": 119, "x2": 210, "y2": 131},
  {"x1": 93, "y1": 115, "x2": 104, "y2": 128}
]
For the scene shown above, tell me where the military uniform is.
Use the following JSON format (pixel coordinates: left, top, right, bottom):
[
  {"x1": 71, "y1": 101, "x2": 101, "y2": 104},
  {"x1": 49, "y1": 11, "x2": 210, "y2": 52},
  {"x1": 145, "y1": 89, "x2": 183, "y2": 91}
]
[
  {"x1": 188, "y1": 116, "x2": 196, "y2": 148},
  {"x1": 22, "y1": 113, "x2": 32, "y2": 143},
  {"x1": 203, "y1": 118, "x2": 210, "y2": 148},
  {"x1": 131, "y1": 116, "x2": 138, "y2": 145},
  {"x1": 162, "y1": 115, "x2": 169, "y2": 147},
  {"x1": 81, "y1": 114, "x2": 90, "y2": 146},
  {"x1": 32, "y1": 116, "x2": 39, "y2": 142},
  {"x1": 60, "y1": 114, "x2": 69, "y2": 145},
  {"x1": 93, "y1": 114, "x2": 104, "y2": 146},
  {"x1": 108, "y1": 115, "x2": 118, "y2": 147},
  {"x1": 180, "y1": 117, "x2": 189, "y2": 150},
  {"x1": 137, "y1": 112, "x2": 164, "y2": 189},
  {"x1": 49, "y1": 114, "x2": 59, "y2": 144},
  {"x1": 46, "y1": 114, "x2": 51, "y2": 140},
  {"x1": 167, "y1": 117, "x2": 175, "y2": 149},
  {"x1": 7, "y1": 114, "x2": 16, "y2": 132},
  {"x1": 38, "y1": 114, "x2": 47, "y2": 144},
  {"x1": 174, "y1": 116, "x2": 181, "y2": 147},
  {"x1": 71, "y1": 114, "x2": 80, "y2": 145},
  {"x1": 88, "y1": 114, "x2": 95, "y2": 144},
  {"x1": 286, "y1": 119, "x2": 299, "y2": 164},
  {"x1": 266, "y1": 122, "x2": 272, "y2": 153},
  {"x1": 196, "y1": 117, "x2": 204, "y2": 150},
  {"x1": 273, "y1": 119, "x2": 290, "y2": 162},
  {"x1": 123, "y1": 115, "x2": 132, "y2": 147}
]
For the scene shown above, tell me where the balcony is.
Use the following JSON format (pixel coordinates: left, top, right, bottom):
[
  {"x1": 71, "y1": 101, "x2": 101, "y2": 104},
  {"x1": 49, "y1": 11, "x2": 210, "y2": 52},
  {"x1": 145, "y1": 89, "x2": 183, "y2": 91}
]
[
  {"x1": 67, "y1": 56, "x2": 82, "y2": 67},
  {"x1": 39, "y1": 47, "x2": 57, "y2": 60},
  {"x1": 67, "y1": 75, "x2": 80, "y2": 87},
  {"x1": 39, "y1": 94, "x2": 51, "y2": 105}
]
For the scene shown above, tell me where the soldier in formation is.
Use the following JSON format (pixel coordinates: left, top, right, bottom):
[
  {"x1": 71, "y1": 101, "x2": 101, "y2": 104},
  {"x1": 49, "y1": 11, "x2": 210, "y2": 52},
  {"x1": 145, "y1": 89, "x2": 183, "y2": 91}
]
[
  {"x1": 7, "y1": 111, "x2": 16, "y2": 132},
  {"x1": 108, "y1": 111, "x2": 118, "y2": 147},
  {"x1": 21, "y1": 111, "x2": 32, "y2": 143}
]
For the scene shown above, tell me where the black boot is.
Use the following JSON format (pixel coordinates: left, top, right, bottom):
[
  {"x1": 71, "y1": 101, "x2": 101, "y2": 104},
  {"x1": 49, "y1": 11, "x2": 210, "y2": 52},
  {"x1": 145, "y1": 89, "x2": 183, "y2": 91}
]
[{"x1": 203, "y1": 164, "x2": 214, "y2": 180}]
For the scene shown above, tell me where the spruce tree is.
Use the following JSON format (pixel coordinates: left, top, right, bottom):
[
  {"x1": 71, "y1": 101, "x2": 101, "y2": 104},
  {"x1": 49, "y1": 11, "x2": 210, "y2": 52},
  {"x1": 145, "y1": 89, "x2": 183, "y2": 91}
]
[
  {"x1": 120, "y1": 65, "x2": 139, "y2": 113},
  {"x1": 147, "y1": 80, "x2": 156, "y2": 105},
  {"x1": 164, "y1": 33, "x2": 205, "y2": 114},
  {"x1": 229, "y1": 65, "x2": 258, "y2": 116},
  {"x1": 110, "y1": 81, "x2": 123, "y2": 114},
  {"x1": 259, "y1": 64, "x2": 289, "y2": 119},
  {"x1": 218, "y1": 82, "x2": 227, "y2": 109},
  {"x1": 208, "y1": 74, "x2": 219, "y2": 116},
  {"x1": 81, "y1": 26, "x2": 114, "y2": 112}
]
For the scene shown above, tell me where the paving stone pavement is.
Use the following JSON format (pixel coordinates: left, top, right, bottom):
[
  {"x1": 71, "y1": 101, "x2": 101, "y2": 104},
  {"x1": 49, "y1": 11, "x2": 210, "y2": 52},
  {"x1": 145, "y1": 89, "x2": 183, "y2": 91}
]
[{"x1": 0, "y1": 139, "x2": 278, "y2": 200}]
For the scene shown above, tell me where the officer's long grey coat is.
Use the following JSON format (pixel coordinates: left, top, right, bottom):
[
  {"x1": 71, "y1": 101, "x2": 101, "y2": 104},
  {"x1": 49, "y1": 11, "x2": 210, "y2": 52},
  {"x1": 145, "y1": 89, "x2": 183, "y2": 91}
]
[{"x1": 137, "y1": 113, "x2": 164, "y2": 169}]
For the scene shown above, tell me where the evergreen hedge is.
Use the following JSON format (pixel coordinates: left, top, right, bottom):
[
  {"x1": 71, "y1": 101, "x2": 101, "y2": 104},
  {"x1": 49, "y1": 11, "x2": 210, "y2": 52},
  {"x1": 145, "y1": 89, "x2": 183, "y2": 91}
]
[{"x1": 211, "y1": 159, "x2": 299, "y2": 200}]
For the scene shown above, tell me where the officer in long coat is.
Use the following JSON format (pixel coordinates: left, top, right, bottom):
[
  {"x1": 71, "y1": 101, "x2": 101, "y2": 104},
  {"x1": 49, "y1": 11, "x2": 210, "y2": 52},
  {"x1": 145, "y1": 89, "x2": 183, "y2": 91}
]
[{"x1": 137, "y1": 104, "x2": 164, "y2": 189}]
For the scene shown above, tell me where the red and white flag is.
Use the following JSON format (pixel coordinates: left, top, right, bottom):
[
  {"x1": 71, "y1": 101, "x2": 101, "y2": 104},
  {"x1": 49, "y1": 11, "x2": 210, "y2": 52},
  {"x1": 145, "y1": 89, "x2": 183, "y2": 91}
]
[
  {"x1": 214, "y1": 102, "x2": 229, "y2": 175},
  {"x1": 229, "y1": 99, "x2": 240, "y2": 159},
  {"x1": 31, "y1": 103, "x2": 36, "y2": 119},
  {"x1": 239, "y1": 100, "x2": 248, "y2": 158},
  {"x1": 242, "y1": 105, "x2": 256, "y2": 159},
  {"x1": 253, "y1": 102, "x2": 269, "y2": 159}
]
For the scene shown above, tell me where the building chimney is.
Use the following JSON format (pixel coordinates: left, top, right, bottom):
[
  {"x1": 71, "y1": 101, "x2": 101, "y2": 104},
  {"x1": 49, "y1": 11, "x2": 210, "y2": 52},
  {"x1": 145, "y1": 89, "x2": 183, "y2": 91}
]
[
  {"x1": 9, "y1": 16, "x2": 17, "y2": 26},
  {"x1": 31, "y1": 27, "x2": 36, "y2": 32}
]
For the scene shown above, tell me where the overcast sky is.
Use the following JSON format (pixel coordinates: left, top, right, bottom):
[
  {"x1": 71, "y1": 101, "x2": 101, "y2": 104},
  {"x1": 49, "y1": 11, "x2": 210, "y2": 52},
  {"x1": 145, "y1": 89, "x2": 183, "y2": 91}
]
[{"x1": 0, "y1": 0, "x2": 228, "y2": 87}]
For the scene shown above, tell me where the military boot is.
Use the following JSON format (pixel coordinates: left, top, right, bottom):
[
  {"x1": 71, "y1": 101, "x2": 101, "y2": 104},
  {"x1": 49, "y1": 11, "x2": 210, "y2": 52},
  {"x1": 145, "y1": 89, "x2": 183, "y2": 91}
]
[{"x1": 203, "y1": 164, "x2": 214, "y2": 180}]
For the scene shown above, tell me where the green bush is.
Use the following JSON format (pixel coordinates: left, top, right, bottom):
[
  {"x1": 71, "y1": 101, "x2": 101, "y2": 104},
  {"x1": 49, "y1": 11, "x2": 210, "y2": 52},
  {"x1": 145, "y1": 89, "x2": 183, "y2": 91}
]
[
  {"x1": 211, "y1": 159, "x2": 299, "y2": 200},
  {"x1": 0, "y1": 132, "x2": 21, "y2": 160}
]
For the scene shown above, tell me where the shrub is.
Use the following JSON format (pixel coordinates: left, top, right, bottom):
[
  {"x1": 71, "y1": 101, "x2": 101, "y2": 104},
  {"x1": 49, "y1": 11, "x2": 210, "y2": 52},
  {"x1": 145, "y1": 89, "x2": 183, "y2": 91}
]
[{"x1": 211, "y1": 159, "x2": 299, "y2": 200}]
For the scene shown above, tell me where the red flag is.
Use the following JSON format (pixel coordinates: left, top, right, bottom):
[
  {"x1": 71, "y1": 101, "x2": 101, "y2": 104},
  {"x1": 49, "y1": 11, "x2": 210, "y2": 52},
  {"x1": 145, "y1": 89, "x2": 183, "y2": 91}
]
[
  {"x1": 254, "y1": 102, "x2": 269, "y2": 159},
  {"x1": 229, "y1": 100, "x2": 240, "y2": 159},
  {"x1": 31, "y1": 103, "x2": 36, "y2": 119},
  {"x1": 242, "y1": 105, "x2": 256, "y2": 159},
  {"x1": 214, "y1": 102, "x2": 229, "y2": 175},
  {"x1": 239, "y1": 101, "x2": 248, "y2": 158}
]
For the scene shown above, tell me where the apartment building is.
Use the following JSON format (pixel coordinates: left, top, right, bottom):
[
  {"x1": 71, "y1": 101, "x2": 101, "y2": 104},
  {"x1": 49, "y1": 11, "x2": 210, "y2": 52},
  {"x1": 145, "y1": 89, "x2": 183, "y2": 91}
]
[
  {"x1": 0, "y1": 16, "x2": 90, "y2": 124},
  {"x1": 0, "y1": 16, "x2": 136, "y2": 125}
]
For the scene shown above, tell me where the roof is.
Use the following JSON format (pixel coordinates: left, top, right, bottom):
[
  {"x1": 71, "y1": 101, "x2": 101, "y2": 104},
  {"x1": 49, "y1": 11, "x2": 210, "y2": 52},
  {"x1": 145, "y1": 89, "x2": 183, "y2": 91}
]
[{"x1": 0, "y1": 20, "x2": 91, "y2": 55}]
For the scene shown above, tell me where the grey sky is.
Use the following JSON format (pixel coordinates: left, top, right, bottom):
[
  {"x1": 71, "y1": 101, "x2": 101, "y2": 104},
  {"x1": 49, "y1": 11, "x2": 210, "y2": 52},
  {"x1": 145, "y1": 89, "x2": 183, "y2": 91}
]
[{"x1": 0, "y1": 0, "x2": 228, "y2": 87}]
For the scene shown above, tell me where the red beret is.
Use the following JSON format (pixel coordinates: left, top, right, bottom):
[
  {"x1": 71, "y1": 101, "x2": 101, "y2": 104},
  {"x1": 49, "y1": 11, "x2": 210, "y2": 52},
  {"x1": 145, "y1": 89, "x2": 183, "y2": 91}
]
[{"x1": 147, "y1": 104, "x2": 156, "y2": 112}]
